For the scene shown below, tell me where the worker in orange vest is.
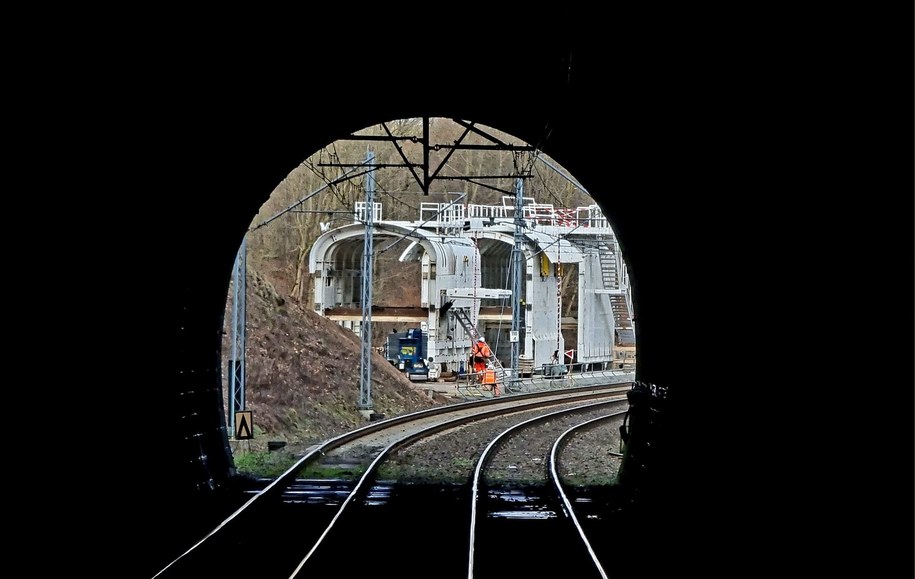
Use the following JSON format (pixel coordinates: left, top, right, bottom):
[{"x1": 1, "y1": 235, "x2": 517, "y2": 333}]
[
  {"x1": 470, "y1": 337, "x2": 493, "y2": 374},
  {"x1": 481, "y1": 362, "x2": 500, "y2": 396}
]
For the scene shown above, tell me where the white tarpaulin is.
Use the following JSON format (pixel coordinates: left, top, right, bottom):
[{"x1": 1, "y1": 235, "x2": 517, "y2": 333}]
[{"x1": 525, "y1": 231, "x2": 584, "y2": 264}]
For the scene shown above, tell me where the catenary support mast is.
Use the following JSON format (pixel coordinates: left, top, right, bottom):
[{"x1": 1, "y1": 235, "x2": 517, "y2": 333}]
[
  {"x1": 229, "y1": 237, "x2": 246, "y2": 434},
  {"x1": 358, "y1": 150, "x2": 376, "y2": 415},
  {"x1": 510, "y1": 177, "x2": 524, "y2": 387}
]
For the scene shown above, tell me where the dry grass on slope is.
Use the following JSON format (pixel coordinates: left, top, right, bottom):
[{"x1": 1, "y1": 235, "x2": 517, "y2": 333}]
[{"x1": 223, "y1": 269, "x2": 449, "y2": 452}]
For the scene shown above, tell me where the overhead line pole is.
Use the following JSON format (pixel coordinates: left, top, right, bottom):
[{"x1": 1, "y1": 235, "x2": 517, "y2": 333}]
[
  {"x1": 511, "y1": 177, "x2": 525, "y2": 389},
  {"x1": 229, "y1": 237, "x2": 247, "y2": 436},
  {"x1": 422, "y1": 117, "x2": 430, "y2": 195},
  {"x1": 358, "y1": 150, "x2": 376, "y2": 417}
]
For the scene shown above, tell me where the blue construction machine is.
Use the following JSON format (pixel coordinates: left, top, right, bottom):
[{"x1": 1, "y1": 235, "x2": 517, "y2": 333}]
[{"x1": 385, "y1": 328, "x2": 430, "y2": 381}]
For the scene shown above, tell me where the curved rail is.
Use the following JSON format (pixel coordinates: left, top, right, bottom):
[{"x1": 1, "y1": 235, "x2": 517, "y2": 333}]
[
  {"x1": 287, "y1": 390, "x2": 628, "y2": 577},
  {"x1": 466, "y1": 399, "x2": 626, "y2": 579},
  {"x1": 154, "y1": 382, "x2": 631, "y2": 578},
  {"x1": 548, "y1": 411, "x2": 628, "y2": 579}
]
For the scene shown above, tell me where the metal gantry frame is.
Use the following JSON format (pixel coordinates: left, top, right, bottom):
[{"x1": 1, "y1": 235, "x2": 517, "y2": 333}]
[{"x1": 325, "y1": 117, "x2": 535, "y2": 196}]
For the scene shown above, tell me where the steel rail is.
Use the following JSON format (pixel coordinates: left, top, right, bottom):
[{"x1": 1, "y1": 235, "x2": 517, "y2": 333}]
[
  {"x1": 548, "y1": 411, "x2": 628, "y2": 579},
  {"x1": 154, "y1": 382, "x2": 631, "y2": 578},
  {"x1": 288, "y1": 392, "x2": 628, "y2": 578},
  {"x1": 466, "y1": 399, "x2": 627, "y2": 579}
]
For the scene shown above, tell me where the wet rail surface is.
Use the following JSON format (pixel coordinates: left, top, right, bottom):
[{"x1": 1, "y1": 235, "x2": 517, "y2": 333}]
[
  {"x1": 469, "y1": 402, "x2": 628, "y2": 579},
  {"x1": 152, "y1": 383, "x2": 631, "y2": 579}
]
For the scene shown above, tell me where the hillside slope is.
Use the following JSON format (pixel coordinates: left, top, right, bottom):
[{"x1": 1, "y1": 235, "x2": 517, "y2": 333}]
[{"x1": 222, "y1": 269, "x2": 448, "y2": 454}]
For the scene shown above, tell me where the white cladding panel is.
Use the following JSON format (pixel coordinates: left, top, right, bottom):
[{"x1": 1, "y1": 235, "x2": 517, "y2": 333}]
[
  {"x1": 577, "y1": 249, "x2": 614, "y2": 362},
  {"x1": 435, "y1": 242, "x2": 479, "y2": 313},
  {"x1": 426, "y1": 240, "x2": 480, "y2": 362},
  {"x1": 321, "y1": 276, "x2": 335, "y2": 310},
  {"x1": 421, "y1": 253, "x2": 430, "y2": 306},
  {"x1": 528, "y1": 274, "x2": 562, "y2": 366}
]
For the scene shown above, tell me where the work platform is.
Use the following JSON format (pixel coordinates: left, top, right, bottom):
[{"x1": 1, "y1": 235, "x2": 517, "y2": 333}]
[
  {"x1": 309, "y1": 196, "x2": 635, "y2": 377},
  {"x1": 419, "y1": 367, "x2": 637, "y2": 401}
]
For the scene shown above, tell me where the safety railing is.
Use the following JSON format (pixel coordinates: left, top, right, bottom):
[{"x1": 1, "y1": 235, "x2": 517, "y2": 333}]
[
  {"x1": 354, "y1": 199, "x2": 616, "y2": 232},
  {"x1": 454, "y1": 370, "x2": 499, "y2": 399},
  {"x1": 453, "y1": 362, "x2": 634, "y2": 398}
]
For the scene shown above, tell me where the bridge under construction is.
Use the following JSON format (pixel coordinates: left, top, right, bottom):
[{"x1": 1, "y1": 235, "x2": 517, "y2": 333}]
[{"x1": 308, "y1": 195, "x2": 635, "y2": 380}]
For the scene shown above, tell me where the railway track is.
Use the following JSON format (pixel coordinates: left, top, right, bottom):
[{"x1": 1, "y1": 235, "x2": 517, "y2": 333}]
[
  {"x1": 153, "y1": 382, "x2": 632, "y2": 579},
  {"x1": 468, "y1": 402, "x2": 627, "y2": 579}
]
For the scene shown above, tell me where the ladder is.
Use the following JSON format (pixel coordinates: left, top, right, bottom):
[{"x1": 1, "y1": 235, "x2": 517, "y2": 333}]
[
  {"x1": 451, "y1": 307, "x2": 508, "y2": 390},
  {"x1": 594, "y1": 239, "x2": 634, "y2": 332}
]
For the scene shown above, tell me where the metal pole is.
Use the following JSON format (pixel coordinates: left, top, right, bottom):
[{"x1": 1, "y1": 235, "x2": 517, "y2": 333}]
[
  {"x1": 229, "y1": 237, "x2": 247, "y2": 434},
  {"x1": 239, "y1": 237, "x2": 246, "y2": 413},
  {"x1": 358, "y1": 151, "x2": 375, "y2": 413},
  {"x1": 422, "y1": 117, "x2": 429, "y2": 194},
  {"x1": 511, "y1": 178, "x2": 524, "y2": 385}
]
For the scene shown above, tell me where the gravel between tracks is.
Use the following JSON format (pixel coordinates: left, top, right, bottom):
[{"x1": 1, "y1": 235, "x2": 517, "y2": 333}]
[{"x1": 371, "y1": 402, "x2": 628, "y2": 486}]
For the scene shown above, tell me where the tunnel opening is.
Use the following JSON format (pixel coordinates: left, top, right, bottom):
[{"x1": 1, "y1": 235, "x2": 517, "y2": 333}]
[
  {"x1": 218, "y1": 117, "x2": 636, "y2": 479},
  {"x1": 83, "y1": 35, "x2": 904, "y2": 579},
  {"x1": 115, "y1": 47, "x2": 731, "y2": 579}
]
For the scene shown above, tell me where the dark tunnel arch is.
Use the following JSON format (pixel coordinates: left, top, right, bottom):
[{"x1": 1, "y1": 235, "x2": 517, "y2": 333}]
[
  {"x1": 116, "y1": 44, "x2": 771, "y2": 578},
  {"x1": 66, "y1": 23, "x2": 912, "y2": 579},
  {"x1": 224, "y1": 118, "x2": 626, "y2": 448},
  {"x1": 213, "y1": 113, "x2": 652, "y2": 490},
  {"x1": 207, "y1": 114, "x2": 647, "y2": 489}
]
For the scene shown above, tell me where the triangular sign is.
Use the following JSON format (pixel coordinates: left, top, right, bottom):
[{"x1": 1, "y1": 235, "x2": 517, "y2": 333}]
[{"x1": 235, "y1": 411, "x2": 253, "y2": 440}]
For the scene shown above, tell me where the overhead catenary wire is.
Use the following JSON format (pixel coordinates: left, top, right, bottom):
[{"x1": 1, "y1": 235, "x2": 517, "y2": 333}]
[
  {"x1": 296, "y1": 119, "x2": 577, "y2": 222},
  {"x1": 533, "y1": 161, "x2": 581, "y2": 212},
  {"x1": 305, "y1": 125, "x2": 473, "y2": 219},
  {"x1": 303, "y1": 157, "x2": 360, "y2": 210},
  {"x1": 309, "y1": 134, "x2": 583, "y2": 263},
  {"x1": 527, "y1": 225, "x2": 584, "y2": 260},
  {"x1": 533, "y1": 151, "x2": 590, "y2": 196},
  {"x1": 249, "y1": 162, "x2": 379, "y2": 232},
  {"x1": 376, "y1": 193, "x2": 468, "y2": 255}
]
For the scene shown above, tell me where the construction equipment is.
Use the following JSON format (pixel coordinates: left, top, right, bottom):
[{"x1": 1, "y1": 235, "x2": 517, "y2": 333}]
[
  {"x1": 451, "y1": 308, "x2": 509, "y2": 392},
  {"x1": 385, "y1": 328, "x2": 431, "y2": 381}
]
